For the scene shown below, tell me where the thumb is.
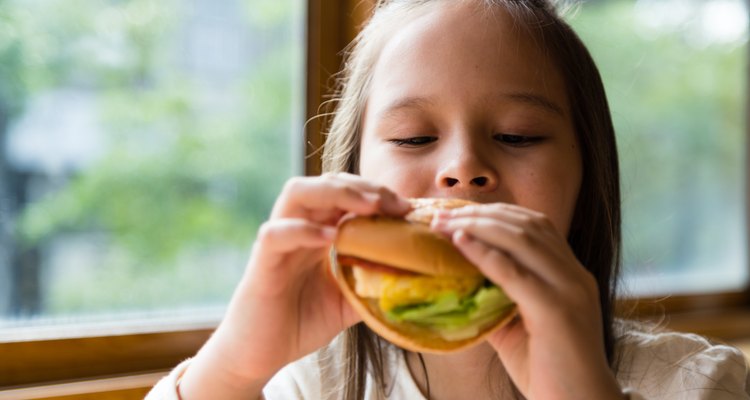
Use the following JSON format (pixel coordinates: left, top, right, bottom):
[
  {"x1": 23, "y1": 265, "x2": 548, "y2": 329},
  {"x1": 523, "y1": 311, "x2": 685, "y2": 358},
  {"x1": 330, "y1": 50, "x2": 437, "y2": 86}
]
[
  {"x1": 321, "y1": 249, "x2": 363, "y2": 329},
  {"x1": 486, "y1": 316, "x2": 526, "y2": 361}
]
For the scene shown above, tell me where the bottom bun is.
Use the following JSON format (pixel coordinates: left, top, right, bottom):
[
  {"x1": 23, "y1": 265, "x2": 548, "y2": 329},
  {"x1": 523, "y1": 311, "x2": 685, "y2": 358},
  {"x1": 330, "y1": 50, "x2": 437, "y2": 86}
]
[{"x1": 330, "y1": 254, "x2": 517, "y2": 353}]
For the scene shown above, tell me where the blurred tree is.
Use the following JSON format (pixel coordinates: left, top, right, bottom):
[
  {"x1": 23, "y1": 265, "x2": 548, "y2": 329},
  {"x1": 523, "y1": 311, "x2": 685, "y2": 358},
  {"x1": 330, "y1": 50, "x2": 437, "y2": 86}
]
[
  {"x1": 0, "y1": 1, "x2": 39, "y2": 315},
  {"x1": 568, "y1": 0, "x2": 745, "y2": 284},
  {"x1": 0, "y1": 0, "x2": 298, "y2": 315}
]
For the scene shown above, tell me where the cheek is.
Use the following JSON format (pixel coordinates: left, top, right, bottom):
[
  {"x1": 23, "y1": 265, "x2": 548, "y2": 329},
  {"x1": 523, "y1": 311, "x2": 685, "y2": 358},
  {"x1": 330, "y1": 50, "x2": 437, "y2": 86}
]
[
  {"x1": 358, "y1": 138, "x2": 398, "y2": 186},
  {"x1": 361, "y1": 163, "x2": 433, "y2": 198},
  {"x1": 552, "y1": 171, "x2": 582, "y2": 235},
  {"x1": 358, "y1": 143, "x2": 433, "y2": 197},
  {"x1": 358, "y1": 136, "x2": 390, "y2": 183},
  {"x1": 513, "y1": 156, "x2": 582, "y2": 235}
]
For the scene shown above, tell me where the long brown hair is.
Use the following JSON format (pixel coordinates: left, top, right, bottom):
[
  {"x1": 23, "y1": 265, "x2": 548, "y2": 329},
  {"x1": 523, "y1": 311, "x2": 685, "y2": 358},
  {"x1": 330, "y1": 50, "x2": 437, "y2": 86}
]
[{"x1": 320, "y1": 1, "x2": 621, "y2": 398}]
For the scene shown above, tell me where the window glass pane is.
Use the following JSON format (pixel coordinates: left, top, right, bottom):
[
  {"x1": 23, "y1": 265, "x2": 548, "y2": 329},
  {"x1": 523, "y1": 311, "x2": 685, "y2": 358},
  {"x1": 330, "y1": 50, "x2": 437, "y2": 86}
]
[
  {"x1": 0, "y1": 0, "x2": 303, "y2": 327},
  {"x1": 568, "y1": 0, "x2": 748, "y2": 296}
]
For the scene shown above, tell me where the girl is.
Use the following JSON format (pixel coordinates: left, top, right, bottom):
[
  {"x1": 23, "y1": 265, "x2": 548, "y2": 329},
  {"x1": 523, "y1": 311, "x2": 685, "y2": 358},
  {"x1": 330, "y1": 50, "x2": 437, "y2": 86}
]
[{"x1": 148, "y1": 0, "x2": 750, "y2": 398}]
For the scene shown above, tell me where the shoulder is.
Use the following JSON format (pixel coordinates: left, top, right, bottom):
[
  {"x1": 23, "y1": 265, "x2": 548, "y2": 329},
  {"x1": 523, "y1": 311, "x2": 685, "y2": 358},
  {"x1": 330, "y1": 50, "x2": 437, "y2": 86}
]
[
  {"x1": 263, "y1": 340, "x2": 334, "y2": 400},
  {"x1": 262, "y1": 333, "x2": 382, "y2": 399},
  {"x1": 614, "y1": 319, "x2": 750, "y2": 399},
  {"x1": 264, "y1": 332, "x2": 423, "y2": 400}
]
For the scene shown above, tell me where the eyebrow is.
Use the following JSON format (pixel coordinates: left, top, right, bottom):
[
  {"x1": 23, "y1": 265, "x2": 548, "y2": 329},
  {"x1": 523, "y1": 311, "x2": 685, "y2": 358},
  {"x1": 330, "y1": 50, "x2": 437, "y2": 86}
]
[
  {"x1": 378, "y1": 96, "x2": 435, "y2": 121},
  {"x1": 499, "y1": 91, "x2": 566, "y2": 117},
  {"x1": 377, "y1": 91, "x2": 566, "y2": 120}
]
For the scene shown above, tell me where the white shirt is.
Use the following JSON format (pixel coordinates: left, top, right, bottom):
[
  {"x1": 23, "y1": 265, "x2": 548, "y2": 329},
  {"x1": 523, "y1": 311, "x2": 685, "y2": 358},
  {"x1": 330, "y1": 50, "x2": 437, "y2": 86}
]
[{"x1": 147, "y1": 321, "x2": 750, "y2": 399}]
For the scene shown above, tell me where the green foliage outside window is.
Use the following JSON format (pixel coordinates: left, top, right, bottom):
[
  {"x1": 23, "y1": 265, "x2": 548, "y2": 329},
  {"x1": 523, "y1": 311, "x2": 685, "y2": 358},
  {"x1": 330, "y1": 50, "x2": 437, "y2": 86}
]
[
  {"x1": 569, "y1": 0, "x2": 746, "y2": 292},
  {"x1": 0, "y1": 0, "x2": 745, "y2": 318},
  {"x1": 0, "y1": 0, "x2": 299, "y2": 315}
]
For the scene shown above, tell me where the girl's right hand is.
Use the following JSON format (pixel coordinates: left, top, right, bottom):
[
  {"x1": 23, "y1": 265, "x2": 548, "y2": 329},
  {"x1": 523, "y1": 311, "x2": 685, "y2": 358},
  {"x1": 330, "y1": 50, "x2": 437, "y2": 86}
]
[{"x1": 178, "y1": 173, "x2": 411, "y2": 399}]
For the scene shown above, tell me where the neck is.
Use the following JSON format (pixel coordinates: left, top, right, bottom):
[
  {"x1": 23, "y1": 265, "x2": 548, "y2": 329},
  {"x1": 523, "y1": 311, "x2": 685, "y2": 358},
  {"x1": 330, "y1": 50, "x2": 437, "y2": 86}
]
[{"x1": 405, "y1": 343, "x2": 515, "y2": 400}]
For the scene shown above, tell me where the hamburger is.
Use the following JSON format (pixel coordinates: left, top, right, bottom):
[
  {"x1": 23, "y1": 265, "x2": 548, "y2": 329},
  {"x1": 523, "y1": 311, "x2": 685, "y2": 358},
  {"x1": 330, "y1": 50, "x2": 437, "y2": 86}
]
[{"x1": 330, "y1": 198, "x2": 516, "y2": 353}]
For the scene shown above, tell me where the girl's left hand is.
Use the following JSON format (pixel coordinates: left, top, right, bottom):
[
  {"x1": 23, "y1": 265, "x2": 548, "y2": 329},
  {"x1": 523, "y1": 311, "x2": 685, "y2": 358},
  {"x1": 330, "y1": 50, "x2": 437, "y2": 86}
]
[{"x1": 431, "y1": 203, "x2": 624, "y2": 400}]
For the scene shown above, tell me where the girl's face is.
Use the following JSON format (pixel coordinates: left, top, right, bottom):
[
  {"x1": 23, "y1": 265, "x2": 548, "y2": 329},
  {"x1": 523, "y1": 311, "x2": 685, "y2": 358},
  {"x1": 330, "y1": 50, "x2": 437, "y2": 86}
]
[{"x1": 359, "y1": 2, "x2": 582, "y2": 236}]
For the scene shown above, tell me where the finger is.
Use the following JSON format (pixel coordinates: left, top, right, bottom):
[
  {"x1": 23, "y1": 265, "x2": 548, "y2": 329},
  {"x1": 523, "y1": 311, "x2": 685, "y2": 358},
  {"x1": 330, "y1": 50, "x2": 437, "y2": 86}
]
[
  {"x1": 304, "y1": 256, "x2": 363, "y2": 329},
  {"x1": 272, "y1": 174, "x2": 410, "y2": 219},
  {"x1": 328, "y1": 173, "x2": 412, "y2": 216},
  {"x1": 436, "y1": 216, "x2": 574, "y2": 286},
  {"x1": 256, "y1": 219, "x2": 337, "y2": 254},
  {"x1": 485, "y1": 316, "x2": 527, "y2": 369},
  {"x1": 454, "y1": 229, "x2": 601, "y2": 331},
  {"x1": 453, "y1": 231, "x2": 575, "y2": 335},
  {"x1": 446, "y1": 202, "x2": 546, "y2": 221},
  {"x1": 438, "y1": 202, "x2": 560, "y2": 239},
  {"x1": 452, "y1": 229, "x2": 555, "y2": 314}
]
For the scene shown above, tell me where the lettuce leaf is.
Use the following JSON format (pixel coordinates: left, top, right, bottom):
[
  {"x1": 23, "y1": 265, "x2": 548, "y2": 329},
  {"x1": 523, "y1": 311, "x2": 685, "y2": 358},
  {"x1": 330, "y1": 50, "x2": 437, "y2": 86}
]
[{"x1": 385, "y1": 284, "x2": 513, "y2": 340}]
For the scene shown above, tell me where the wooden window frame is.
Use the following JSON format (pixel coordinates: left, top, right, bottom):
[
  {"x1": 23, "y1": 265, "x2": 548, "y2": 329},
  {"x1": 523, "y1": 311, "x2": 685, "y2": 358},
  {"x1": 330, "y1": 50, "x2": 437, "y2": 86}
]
[
  {"x1": 0, "y1": 0, "x2": 375, "y2": 397},
  {"x1": 1, "y1": 0, "x2": 748, "y2": 397}
]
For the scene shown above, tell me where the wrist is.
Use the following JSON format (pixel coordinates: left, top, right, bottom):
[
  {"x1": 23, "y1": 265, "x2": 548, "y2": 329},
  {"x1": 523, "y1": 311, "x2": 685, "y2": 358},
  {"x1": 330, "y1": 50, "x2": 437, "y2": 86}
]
[
  {"x1": 178, "y1": 354, "x2": 272, "y2": 400},
  {"x1": 177, "y1": 335, "x2": 275, "y2": 400}
]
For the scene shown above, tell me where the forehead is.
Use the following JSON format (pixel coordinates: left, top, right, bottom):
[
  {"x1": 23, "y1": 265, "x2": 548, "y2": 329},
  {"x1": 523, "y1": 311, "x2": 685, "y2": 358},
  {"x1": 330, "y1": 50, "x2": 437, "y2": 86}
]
[{"x1": 367, "y1": 2, "x2": 568, "y2": 116}]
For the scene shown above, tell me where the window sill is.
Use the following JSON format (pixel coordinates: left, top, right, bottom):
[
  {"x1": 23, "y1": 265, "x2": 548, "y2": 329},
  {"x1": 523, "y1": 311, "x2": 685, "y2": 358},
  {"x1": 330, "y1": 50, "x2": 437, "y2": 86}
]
[
  {"x1": 0, "y1": 370, "x2": 166, "y2": 400},
  {"x1": 0, "y1": 314, "x2": 217, "y2": 387}
]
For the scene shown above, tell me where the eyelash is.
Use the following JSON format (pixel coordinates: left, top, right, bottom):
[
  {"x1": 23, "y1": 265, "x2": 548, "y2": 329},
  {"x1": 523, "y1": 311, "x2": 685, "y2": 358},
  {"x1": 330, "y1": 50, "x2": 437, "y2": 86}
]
[
  {"x1": 493, "y1": 134, "x2": 545, "y2": 147},
  {"x1": 388, "y1": 136, "x2": 437, "y2": 147},
  {"x1": 388, "y1": 134, "x2": 544, "y2": 148}
]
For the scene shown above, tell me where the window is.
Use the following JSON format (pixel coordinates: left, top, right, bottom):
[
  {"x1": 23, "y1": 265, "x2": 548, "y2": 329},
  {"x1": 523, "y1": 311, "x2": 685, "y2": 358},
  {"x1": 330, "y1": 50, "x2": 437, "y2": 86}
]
[
  {"x1": 0, "y1": 1, "x2": 303, "y2": 327},
  {"x1": 568, "y1": 0, "x2": 749, "y2": 298},
  {"x1": 0, "y1": 0, "x2": 371, "y2": 396}
]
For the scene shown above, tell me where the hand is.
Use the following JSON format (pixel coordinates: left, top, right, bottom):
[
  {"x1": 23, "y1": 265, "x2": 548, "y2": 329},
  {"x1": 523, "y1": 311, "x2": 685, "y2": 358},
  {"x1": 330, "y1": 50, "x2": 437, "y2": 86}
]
[
  {"x1": 432, "y1": 203, "x2": 624, "y2": 400},
  {"x1": 180, "y1": 173, "x2": 410, "y2": 399}
]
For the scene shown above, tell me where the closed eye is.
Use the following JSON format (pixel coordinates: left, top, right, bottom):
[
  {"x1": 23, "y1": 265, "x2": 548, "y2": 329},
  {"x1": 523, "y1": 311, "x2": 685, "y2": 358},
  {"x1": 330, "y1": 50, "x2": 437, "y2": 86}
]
[
  {"x1": 388, "y1": 136, "x2": 437, "y2": 147},
  {"x1": 493, "y1": 134, "x2": 545, "y2": 147}
]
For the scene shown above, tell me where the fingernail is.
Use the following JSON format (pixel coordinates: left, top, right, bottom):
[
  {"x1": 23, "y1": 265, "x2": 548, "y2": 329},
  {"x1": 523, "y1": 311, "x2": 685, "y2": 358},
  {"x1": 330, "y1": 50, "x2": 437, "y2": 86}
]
[
  {"x1": 321, "y1": 226, "x2": 337, "y2": 240},
  {"x1": 396, "y1": 196, "x2": 411, "y2": 211},
  {"x1": 454, "y1": 229, "x2": 472, "y2": 243},
  {"x1": 431, "y1": 213, "x2": 447, "y2": 230}
]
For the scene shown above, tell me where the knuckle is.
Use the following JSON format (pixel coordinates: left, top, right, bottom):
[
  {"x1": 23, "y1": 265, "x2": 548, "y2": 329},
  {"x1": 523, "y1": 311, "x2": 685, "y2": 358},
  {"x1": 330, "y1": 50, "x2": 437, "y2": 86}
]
[
  {"x1": 338, "y1": 184, "x2": 360, "y2": 199},
  {"x1": 464, "y1": 204, "x2": 482, "y2": 214},
  {"x1": 484, "y1": 250, "x2": 521, "y2": 282},
  {"x1": 529, "y1": 214, "x2": 551, "y2": 230},
  {"x1": 493, "y1": 254, "x2": 517, "y2": 279},
  {"x1": 318, "y1": 175, "x2": 354, "y2": 196},
  {"x1": 467, "y1": 218, "x2": 483, "y2": 231},
  {"x1": 517, "y1": 214, "x2": 534, "y2": 227},
  {"x1": 564, "y1": 273, "x2": 600, "y2": 305},
  {"x1": 511, "y1": 227, "x2": 534, "y2": 247},
  {"x1": 320, "y1": 171, "x2": 338, "y2": 181},
  {"x1": 539, "y1": 216, "x2": 555, "y2": 230},
  {"x1": 376, "y1": 186, "x2": 395, "y2": 199},
  {"x1": 256, "y1": 221, "x2": 276, "y2": 244},
  {"x1": 283, "y1": 176, "x2": 306, "y2": 193}
]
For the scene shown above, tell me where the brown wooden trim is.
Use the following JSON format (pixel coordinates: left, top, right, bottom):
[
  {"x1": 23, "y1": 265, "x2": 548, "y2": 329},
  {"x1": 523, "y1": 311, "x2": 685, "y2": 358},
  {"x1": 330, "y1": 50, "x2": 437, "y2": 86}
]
[
  {"x1": 616, "y1": 291, "x2": 750, "y2": 342},
  {"x1": 305, "y1": 0, "x2": 375, "y2": 176},
  {"x1": 618, "y1": 289, "x2": 750, "y2": 317},
  {"x1": 656, "y1": 308, "x2": 750, "y2": 341},
  {"x1": 0, "y1": 371, "x2": 165, "y2": 400},
  {"x1": 2, "y1": 387, "x2": 151, "y2": 400},
  {"x1": 0, "y1": 328, "x2": 212, "y2": 387}
]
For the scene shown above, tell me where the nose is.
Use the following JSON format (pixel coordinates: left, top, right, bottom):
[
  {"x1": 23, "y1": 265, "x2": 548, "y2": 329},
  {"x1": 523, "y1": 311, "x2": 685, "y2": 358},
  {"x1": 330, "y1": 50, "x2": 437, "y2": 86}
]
[{"x1": 435, "y1": 143, "x2": 499, "y2": 193}]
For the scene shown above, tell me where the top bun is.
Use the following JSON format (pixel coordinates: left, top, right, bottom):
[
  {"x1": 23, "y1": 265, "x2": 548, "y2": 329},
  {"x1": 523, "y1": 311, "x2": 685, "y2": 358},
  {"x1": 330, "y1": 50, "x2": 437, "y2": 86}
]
[
  {"x1": 334, "y1": 197, "x2": 480, "y2": 277},
  {"x1": 405, "y1": 197, "x2": 476, "y2": 224}
]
